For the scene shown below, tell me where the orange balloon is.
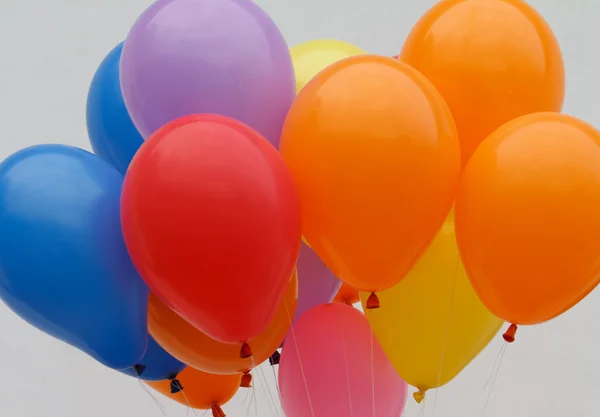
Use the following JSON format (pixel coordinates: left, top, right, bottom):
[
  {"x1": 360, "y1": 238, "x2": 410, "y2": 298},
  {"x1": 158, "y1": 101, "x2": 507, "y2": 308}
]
[
  {"x1": 149, "y1": 270, "x2": 298, "y2": 374},
  {"x1": 455, "y1": 112, "x2": 600, "y2": 326},
  {"x1": 333, "y1": 283, "x2": 360, "y2": 305},
  {"x1": 400, "y1": 0, "x2": 565, "y2": 166},
  {"x1": 147, "y1": 366, "x2": 240, "y2": 411},
  {"x1": 279, "y1": 55, "x2": 460, "y2": 295}
]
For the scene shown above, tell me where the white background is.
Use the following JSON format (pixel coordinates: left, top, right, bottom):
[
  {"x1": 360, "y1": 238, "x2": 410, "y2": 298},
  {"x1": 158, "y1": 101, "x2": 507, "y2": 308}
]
[{"x1": 1, "y1": 0, "x2": 599, "y2": 416}]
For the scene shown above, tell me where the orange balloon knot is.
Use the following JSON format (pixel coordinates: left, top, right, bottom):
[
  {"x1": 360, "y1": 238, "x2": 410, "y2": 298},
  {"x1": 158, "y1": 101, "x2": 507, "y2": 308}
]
[
  {"x1": 366, "y1": 292, "x2": 380, "y2": 309},
  {"x1": 169, "y1": 375, "x2": 183, "y2": 394},
  {"x1": 413, "y1": 389, "x2": 426, "y2": 404},
  {"x1": 211, "y1": 403, "x2": 226, "y2": 417},
  {"x1": 502, "y1": 323, "x2": 518, "y2": 343},
  {"x1": 240, "y1": 371, "x2": 253, "y2": 388},
  {"x1": 240, "y1": 342, "x2": 252, "y2": 359},
  {"x1": 269, "y1": 350, "x2": 281, "y2": 366}
]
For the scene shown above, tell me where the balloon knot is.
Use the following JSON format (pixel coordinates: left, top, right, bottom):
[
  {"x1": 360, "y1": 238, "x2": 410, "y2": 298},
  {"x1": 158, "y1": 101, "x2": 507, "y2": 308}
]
[
  {"x1": 502, "y1": 323, "x2": 518, "y2": 343},
  {"x1": 170, "y1": 378, "x2": 183, "y2": 394},
  {"x1": 240, "y1": 370, "x2": 252, "y2": 388},
  {"x1": 366, "y1": 292, "x2": 380, "y2": 309},
  {"x1": 269, "y1": 350, "x2": 281, "y2": 366},
  {"x1": 413, "y1": 389, "x2": 426, "y2": 404},
  {"x1": 132, "y1": 364, "x2": 146, "y2": 377},
  {"x1": 211, "y1": 403, "x2": 226, "y2": 417},
  {"x1": 240, "y1": 342, "x2": 252, "y2": 359},
  {"x1": 392, "y1": 54, "x2": 399, "y2": 59}
]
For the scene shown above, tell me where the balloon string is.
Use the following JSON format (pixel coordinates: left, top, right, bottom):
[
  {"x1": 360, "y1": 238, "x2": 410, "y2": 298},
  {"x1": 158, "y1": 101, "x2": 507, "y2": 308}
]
[
  {"x1": 255, "y1": 358, "x2": 280, "y2": 417},
  {"x1": 430, "y1": 250, "x2": 460, "y2": 417},
  {"x1": 134, "y1": 376, "x2": 170, "y2": 417},
  {"x1": 269, "y1": 354, "x2": 286, "y2": 417},
  {"x1": 481, "y1": 342, "x2": 507, "y2": 417},
  {"x1": 179, "y1": 388, "x2": 200, "y2": 417},
  {"x1": 482, "y1": 342, "x2": 506, "y2": 391},
  {"x1": 370, "y1": 322, "x2": 376, "y2": 417},
  {"x1": 285, "y1": 299, "x2": 316, "y2": 417},
  {"x1": 337, "y1": 305, "x2": 354, "y2": 417}
]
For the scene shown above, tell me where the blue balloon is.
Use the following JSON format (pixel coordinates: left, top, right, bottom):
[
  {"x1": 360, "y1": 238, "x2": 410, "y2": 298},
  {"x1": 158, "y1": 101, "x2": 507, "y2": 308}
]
[
  {"x1": 86, "y1": 42, "x2": 143, "y2": 174},
  {"x1": 119, "y1": 335, "x2": 186, "y2": 381},
  {"x1": 0, "y1": 144, "x2": 149, "y2": 370}
]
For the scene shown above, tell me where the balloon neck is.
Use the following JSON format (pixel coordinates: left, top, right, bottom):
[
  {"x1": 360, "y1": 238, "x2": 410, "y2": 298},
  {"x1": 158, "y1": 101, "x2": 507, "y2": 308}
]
[
  {"x1": 240, "y1": 342, "x2": 252, "y2": 359},
  {"x1": 366, "y1": 292, "x2": 380, "y2": 309},
  {"x1": 269, "y1": 350, "x2": 281, "y2": 366},
  {"x1": 503, "y1": 323, "x2": 518, "y2": 343},
  {"x1": 413, "y1": 389, "x2": 426, "y2": 404},
  {"x1": 169, "y1": 378, "x2": 183, "y2": 394},
  {"x1": 211, "y1": 403, "x2": 226, "y2": 417},
  {"x1": 240, "y1": 370, "x2": 252, "y2": 388},
  {"x1": 392, "y1": 54, "x2": 399, "y2": 59},
  {"x1": 132, "y1": 364, "x2": 146, "y2": 377}
]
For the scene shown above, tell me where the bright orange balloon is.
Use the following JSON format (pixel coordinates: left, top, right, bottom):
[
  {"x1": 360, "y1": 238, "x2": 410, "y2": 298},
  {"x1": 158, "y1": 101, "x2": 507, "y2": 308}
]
[
  {"x1": 333, "y1": 283, "x2": 360, "y2": 305},
  {"x1": 149, "y1": 270, "x2": 298, "y2": 374},
  {"x1": 147, "y1": 366, "x2": 240, "y2": 411},
  {"x1": 279, "y1": 55, "x2": 460, "y2": 295},
  {"x1": 400, "y1": 0, "x2": 565, "y2": 166},
  {"x1": 455, "y1": 112, "x2": 600, "y2": 326}
]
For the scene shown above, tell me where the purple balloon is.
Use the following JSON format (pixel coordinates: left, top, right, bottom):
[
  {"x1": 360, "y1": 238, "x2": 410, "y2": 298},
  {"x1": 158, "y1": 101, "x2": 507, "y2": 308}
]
[
  {"x1": 120, "y1": 0, "x2": 295, "y2": 146},
  {"x1": 294, "y1": 243, "x2": 341, "y2": 321}
]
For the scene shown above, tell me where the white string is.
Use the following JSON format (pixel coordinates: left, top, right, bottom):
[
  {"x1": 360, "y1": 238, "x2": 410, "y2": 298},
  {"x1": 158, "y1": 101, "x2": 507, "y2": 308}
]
[
  {"x1": 135, "y1": 378, "x2": 170, "y2": 417},
  {"x1": 337, "y1": 306, "x2": 354, "y2": 417},
  {"x1": 285, "y1": 299, "x2": 316, "y2": 417},
  {"x1": 370, "y1": 323, "x2": 376, "y2": 417},
  {"x1": 270, "y1": 355, "x2": 284, "y2": 411},
  {"x1": 179, "y1": 388, "x2": 200, "y2": 417},
  {"x1": 481, "y1": 343, "x2": 507, "y2": 417},
  {"x1": 258, "y1": 362, "x2": 283, "y2": 417},
  {"x1": 430, "y1": 252, "x2": 461, "y2": 417}
]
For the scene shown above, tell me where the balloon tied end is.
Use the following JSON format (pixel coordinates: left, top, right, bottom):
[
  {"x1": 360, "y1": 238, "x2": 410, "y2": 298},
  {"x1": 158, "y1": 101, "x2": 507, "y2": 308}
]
[
  {"x1": 211, "y1": 403, "x2": 226, "y2": 417},
  {"x1": 132, "y1": 364, "x2": 146, "y2": 377},
  {"x1": 366, "y1": 292, "x2": 380, "y2": 309},
  {"x1": 269, "y1": 350, "x2": 281, "y2": 366},
  {"x1": 169, "y1": 378, "x2": 183, "y2": 394},
  {"x1": 240, "y1": 342, "x2": 252, "y2": 359},
  {"x1": 413, "y1": 389, "x2": 426, "y2": 404},
  {"x1": 502, "y1": 323, "x2": 518, "y2": 343},
  {"x1": 240, "y1": 370, "x2": 252, "y2": 388}
]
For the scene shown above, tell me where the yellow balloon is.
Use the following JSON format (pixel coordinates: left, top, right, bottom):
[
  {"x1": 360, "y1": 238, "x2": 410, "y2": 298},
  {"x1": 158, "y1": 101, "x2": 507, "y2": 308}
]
[
  {"x1": 290, "y1": 39, "x2": 366, "y2": 93},
  {"x1": 361, "y1": 212, "x2": 502, "y2": 398}
]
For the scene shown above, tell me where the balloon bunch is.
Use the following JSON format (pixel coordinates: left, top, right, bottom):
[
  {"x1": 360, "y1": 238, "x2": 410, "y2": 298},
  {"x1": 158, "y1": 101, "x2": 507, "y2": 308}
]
[{"x1": 2, "y1": 0, "x2": 600, "y2": 415}]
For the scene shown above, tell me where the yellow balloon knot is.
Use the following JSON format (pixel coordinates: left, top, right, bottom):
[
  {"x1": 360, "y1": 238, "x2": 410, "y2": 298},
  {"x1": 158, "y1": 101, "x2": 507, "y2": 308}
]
[{"x1": 413, "y1": 389, "x2": 426, "y2": 404}]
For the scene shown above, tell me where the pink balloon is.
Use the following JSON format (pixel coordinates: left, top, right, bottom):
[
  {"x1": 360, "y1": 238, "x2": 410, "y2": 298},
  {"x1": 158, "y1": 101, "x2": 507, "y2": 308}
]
[{"x1": 279, "y1": 303, "x2": 407, "y2": 417}]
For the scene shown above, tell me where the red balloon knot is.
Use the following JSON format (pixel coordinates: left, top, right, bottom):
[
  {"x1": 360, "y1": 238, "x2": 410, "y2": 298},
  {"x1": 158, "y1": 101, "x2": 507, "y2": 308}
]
[{"x1": 366, "y1": 292, "x2": 380, "y2": 309}]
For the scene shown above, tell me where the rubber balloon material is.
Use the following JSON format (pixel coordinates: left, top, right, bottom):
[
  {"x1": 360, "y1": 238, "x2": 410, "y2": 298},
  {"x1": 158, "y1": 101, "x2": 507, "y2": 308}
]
[
  {"x1": 148, "y1": 270, "x2": 298, "y2": 374},
  {"x1": 147, "y1": 367, "x2": 241, "y2": 410},
  {"x1": 0, "y1": 145, "x2": 149, "y2": 370},
  {"x1": 279, "y1": 303, "x2": 407, "y2": 417},
  {"x1": 362, "y1": 212, "x2": 502, "y2": 391},
  {"x1": 118, "y1": 335, "x2": 185, "y2": 381},
  {"x1": 120, "y1": 0, "x2": 295, "y2": 146},
  {"x1": 279, "y1": 54, "x2": 460, "y2": 293},
  {"x1": 290, "y1": 38, "x2": 366, "y2": 93},
  {"x1": 122, "y1": 114, "x2": 302, "y2": 344},
  {"x1": 400, "y1": 0, "x2": 564, "y2": 166},
  {"x1": 86, "y1": 42, "x2": 143, "y2": 174},
  {"x1": 334, "y1": 282, "x2": 360, "y2": 305},
  {"x1": 455, "y1": 112, "x2": 600, "y2": 325},
  {"x1": 293, "y1": 243, "x2": 341, "y2": 322}
]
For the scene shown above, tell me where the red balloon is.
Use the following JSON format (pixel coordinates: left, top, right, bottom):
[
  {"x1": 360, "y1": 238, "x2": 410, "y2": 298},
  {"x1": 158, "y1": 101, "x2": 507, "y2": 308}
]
[{"x1": 121, "y1": 114, "x2": 302, "y2": 347}]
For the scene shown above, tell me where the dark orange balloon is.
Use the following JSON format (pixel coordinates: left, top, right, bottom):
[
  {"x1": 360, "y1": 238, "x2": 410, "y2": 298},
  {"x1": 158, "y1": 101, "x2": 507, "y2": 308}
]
[
  {"x1": 333, "y1": 283, "x2": 360, "y2": 305},
  {"x1": 455, "y1": 113, "x2": 600, "y2": 326},
  {"x1": 149, "y1": 270, "x2": 297, "y2": 374},
  {"x1": 400, "y1": 0, "x2": 565, "y2": 166},
  {"x1": 279, "y1": 55, "x2": 460, "y2": 294},
  {"x1": 147, "y1": 366, "x2": 240, "y2": 411}
]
